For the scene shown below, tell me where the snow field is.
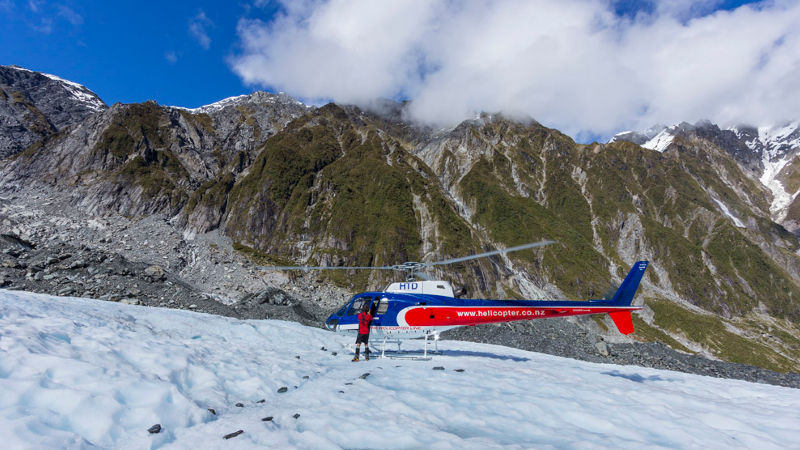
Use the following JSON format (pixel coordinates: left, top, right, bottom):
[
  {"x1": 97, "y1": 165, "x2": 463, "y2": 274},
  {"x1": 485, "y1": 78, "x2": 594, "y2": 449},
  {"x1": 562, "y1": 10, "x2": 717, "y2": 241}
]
[
  {"x1": 1, "y1": 290, "x2": 799, "y2": 449},
  {"x1": 642, "y1": 128, "x2": 675, "y2": 153}
]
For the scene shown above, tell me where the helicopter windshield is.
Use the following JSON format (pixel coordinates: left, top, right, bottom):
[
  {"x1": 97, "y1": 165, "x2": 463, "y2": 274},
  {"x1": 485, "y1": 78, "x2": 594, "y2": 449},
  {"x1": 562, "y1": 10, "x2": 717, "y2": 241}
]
[
  {"x1": 347, "y1": 296, "x2": 374, "y2": 315},
  {"x1": 334, "y1": 302, "x2": 349, "y2": 317},
  {"x1": 332, "y1": 295, "x2": 386, "y2": 318},
  {"x1": 332, "y1": 295, "x2": 367, "y2": 317}
]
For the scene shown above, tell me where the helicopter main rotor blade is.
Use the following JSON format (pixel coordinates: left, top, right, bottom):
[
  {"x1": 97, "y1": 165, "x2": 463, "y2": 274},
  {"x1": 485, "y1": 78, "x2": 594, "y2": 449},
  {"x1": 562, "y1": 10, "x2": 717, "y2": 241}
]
[
  {"x1": 425, "y1": 240, "x2": 556, "y2": 267},
  {"x1": 258, "y1": 265, "x2": 398, "y2": 271},
  {"x1": 256, "y1": 240, "x2": 554, "y2": 273}
]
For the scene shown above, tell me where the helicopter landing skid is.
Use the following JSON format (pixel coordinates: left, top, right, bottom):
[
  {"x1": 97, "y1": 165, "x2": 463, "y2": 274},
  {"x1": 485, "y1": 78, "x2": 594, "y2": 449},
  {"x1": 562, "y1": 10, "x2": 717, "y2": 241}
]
[{"x1": 378, "y1": 334, "x2": 441, "y2": 360}]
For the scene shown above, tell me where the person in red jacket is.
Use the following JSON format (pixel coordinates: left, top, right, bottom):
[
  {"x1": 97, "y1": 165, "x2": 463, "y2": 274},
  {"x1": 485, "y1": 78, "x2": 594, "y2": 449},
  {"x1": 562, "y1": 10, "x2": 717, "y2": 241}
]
[{"x1": 352, "y1": 303, "x2": 372, "y2": 361}]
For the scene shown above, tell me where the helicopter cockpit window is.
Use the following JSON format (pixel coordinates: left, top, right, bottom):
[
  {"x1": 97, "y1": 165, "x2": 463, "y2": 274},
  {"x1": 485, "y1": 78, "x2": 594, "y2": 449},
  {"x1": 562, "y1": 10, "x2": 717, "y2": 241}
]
[
  {"x1": 335, "y1": 304, "x2": 349, "y2": 317},
  {"x1": 347, "y1": 297, "x2": 372, "y2": 316},
  {"x1": 376, "y1": 297, "x2": 389, "y2": 315}
]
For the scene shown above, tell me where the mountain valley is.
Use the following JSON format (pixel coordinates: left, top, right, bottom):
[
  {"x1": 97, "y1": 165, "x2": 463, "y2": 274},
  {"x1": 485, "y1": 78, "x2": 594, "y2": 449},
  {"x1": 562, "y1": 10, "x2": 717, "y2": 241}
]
[{"x1": 2, "y1": 64, "x2": 800, "y2": 384}]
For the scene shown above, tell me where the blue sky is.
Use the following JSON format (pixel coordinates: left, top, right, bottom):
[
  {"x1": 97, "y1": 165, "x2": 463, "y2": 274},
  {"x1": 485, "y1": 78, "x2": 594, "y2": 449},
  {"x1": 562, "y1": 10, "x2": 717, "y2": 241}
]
[
  {"x1": 1, "y1": 0, "x2": 795, "y2": 140},
  {"x1": 0, "y1": 1, "x2": 280, "y2": 108}
]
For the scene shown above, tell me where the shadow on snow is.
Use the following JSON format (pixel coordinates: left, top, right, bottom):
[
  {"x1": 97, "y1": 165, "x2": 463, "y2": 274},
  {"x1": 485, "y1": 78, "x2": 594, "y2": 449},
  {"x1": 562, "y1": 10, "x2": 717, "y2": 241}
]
[
  {"x1": 373, "y1": 348, "x2": 530, "y2": 362},
  {"x1": 603, "y1": 370, "x2": 678, "y2": 383}
]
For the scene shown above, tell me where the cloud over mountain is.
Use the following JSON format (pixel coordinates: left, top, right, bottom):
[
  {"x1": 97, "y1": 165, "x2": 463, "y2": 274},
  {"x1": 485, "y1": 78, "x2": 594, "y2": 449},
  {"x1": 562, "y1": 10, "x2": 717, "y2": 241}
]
[{"x1": 230, "y1": 0, "x2": 800, "y2": 140}]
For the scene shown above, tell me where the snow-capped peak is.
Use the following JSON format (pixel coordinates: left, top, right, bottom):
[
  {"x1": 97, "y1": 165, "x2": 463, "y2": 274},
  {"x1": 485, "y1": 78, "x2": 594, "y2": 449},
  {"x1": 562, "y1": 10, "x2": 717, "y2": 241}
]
[
  {"x1": 613, "y1": 120, "x2": 800, "y2": 227},
  {"x1": 614, "y1": 120, "x2": 800, "y2": 160},
  {"x1": 172, "y1": 92, "x2": 306, "y2": 115},
  {"x1": 642, "y1": 128, "x2": 676, "y2": 152},
  {"x1": 179, "y1": 94, "x2": 251, "y2": 114},
  {"x1": 608, "y1": 124, "x2": 669, "y2": 147},
  {"x1": 730, "y1": 121, "x2": 800, "y2": 161},
  {"x1": 5, "y1": 65, "x2": 106, "y2": 112},
  {"x1": 610, "y1": 125, "x2": 676, "y2": 152}
]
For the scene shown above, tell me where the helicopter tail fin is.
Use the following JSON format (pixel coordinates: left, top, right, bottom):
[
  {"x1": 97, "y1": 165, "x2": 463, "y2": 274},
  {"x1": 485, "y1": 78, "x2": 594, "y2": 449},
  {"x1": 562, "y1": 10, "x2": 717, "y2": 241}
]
[
  {"x1": 606, "y1": 261, "x2": 648, "y2": 335},
  {"x1": 610, "y1": 261, "x2": 648, "y2": 307}
]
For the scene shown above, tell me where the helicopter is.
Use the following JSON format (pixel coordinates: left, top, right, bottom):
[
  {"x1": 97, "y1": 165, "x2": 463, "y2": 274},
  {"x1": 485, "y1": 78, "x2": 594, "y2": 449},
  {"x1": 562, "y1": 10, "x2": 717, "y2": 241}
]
[{"x1": 262, "y1": 240, "x2": 648, "y2": 356}]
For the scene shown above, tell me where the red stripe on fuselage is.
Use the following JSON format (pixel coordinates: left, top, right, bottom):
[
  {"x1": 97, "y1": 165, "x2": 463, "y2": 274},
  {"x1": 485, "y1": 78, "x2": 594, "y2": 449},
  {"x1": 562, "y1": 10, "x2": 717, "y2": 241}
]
[{"x1": 402, "y1": 306, "x2": 639, "y2": 327}]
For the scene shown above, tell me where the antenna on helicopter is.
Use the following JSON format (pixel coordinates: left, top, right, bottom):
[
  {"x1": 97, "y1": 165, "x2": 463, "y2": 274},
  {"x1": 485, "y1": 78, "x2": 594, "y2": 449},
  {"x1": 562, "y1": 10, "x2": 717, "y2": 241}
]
[{"x1": 258, "y1": 240, "x2": 556, "y2": 281}]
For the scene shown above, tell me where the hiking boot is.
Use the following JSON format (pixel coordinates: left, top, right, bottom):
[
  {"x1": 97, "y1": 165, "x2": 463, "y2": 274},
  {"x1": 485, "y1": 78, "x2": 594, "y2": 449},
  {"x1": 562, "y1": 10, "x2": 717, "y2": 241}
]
[{"x1": 351, "y1": 357, "x2": 359, "y2": 362}]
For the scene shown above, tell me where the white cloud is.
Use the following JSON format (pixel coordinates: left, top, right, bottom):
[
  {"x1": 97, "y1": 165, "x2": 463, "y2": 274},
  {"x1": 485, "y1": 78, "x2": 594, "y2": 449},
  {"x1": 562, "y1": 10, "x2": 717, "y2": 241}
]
[
  {"x1": 27, "y1": 0, "x2": 41, "y2": 13},
  {"x1": 231, "y1": 0, "x2": 800, "y2": 139},
  {"x1": 31, "y1": 16, "x2": 53, "y2": 34},
  {"x1": 57, "y1": 5, "x2": 83, "y2": 26},
  {"x1": 21, "y1": 1, "x2": 84, "y2": 34},
  {"x1": 189, "y1": 10, "x2": 213, "y2": 50},
  {"x1": 165, "y1": 50, "x2": 178, "y2": 64}
]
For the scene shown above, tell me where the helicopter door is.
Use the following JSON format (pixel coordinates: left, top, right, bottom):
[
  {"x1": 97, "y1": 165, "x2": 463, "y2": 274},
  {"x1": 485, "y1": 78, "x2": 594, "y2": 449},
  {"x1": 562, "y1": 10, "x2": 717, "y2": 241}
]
[
  {"x1": 370, "y1": 297, "x2": 389, "y2": 331},
  {"x1": 375, "y1": 297, "x2": 389, "y2": 315},
  {"x1": 369, "y1": 297, "x2": 378, "y2": 316}
]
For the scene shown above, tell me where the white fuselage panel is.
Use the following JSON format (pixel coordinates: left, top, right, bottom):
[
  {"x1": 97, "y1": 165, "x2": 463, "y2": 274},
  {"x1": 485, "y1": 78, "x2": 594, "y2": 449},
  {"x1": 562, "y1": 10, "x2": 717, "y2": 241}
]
[{"x1": 384, "y1": 280, "x2": 454, "y2": 297}]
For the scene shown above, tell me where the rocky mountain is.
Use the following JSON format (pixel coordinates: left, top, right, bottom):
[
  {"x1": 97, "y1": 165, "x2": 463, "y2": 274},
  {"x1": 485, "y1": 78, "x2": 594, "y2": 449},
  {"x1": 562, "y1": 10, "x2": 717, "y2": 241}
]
[
  {"x1": 0, "y1": 65, "x2": 107, "y2": 159},
  {"x1": 1, "y1": 66, "x2": 800, "y2": 379},
  {"x1": 611, "y1": 120, "x2": 800, "y2": 233}
]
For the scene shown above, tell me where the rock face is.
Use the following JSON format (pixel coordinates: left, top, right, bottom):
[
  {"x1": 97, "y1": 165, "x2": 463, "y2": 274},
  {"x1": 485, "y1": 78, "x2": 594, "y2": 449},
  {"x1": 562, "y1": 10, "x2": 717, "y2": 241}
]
[
  {"x1": 612, "y1": 120, "x2": 800, "y2": 233},
  {"x1": 0, "y1": 228, "x2": 330, "y2": 324},
  {"x1": 176, "y1": 91, "x2": 309, "y2": 154},
  {"x1": 1, "y1": 65, "x2": 800, "y2": 378},
  {"x1": 0, "y1": 65, "x2": 107, "y2": 159}
]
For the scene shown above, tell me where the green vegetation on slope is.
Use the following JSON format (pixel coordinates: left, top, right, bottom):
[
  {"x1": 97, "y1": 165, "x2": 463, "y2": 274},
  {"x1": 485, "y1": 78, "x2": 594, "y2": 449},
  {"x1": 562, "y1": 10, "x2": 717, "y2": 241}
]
[
  {"x1": 94, "y1": 102, "x2": 167, "y2": 160},
  {"x1": 459, "y1": 155, "x2": 608, "y2": 298},
  {"x1": 178, "y1": 109, "x2": 215, "y2": 136},
  {"x1": 184, "y1": 171, "x2": 235, "y2": 216},
  {"x1": 223, "y1": 105, "x2": 484, "y2": 290},
  {"x1": 90, "y1": 102, "x2": 192, "y2": 215},
  {"x1": 647, "y1": 297, "x2": 797, "y2": 372},
  {"x1": 579, "y1": 140, "x2": 800, "y2": 322},
  {"x1": 117, "y1": 152, "x2": 188, "y2": 214},
  {"x1": 630, "y1": 313, "x2": 692, "y2": 353}
]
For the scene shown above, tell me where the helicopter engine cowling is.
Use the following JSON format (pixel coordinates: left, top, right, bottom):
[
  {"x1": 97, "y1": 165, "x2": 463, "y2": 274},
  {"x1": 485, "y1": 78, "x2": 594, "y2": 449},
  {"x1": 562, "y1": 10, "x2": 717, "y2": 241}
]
[{"x1": 384, "y1": 280, "x2": 455, "y2": 297}]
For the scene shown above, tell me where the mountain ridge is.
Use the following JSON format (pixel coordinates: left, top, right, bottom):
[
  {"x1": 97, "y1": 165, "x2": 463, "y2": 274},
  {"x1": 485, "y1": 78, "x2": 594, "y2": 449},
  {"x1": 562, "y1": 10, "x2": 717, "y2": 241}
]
[
  {"x1": 1, "y1": 66, "x2": 800, "y2": 374},
  {"x1": 0, "y1": 65, "x2": 107, "y2": 159},
  {"x1": 611, "y1": 120, "x2": 800, "y2": 233}
]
